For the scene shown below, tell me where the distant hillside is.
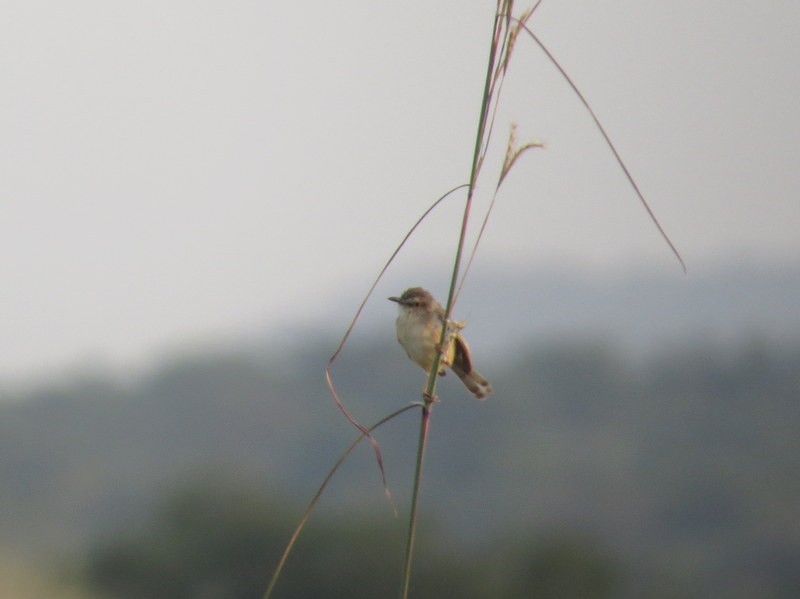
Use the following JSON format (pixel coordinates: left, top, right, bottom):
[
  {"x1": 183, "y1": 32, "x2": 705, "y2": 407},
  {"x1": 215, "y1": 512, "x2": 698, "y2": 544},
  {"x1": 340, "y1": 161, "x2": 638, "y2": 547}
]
[
  {"x1": 1, "y1": 331, "x2": 799, "y2": 598},
  {"x1": 303, "y1": 260, "x2": 800, "y2": 359}
]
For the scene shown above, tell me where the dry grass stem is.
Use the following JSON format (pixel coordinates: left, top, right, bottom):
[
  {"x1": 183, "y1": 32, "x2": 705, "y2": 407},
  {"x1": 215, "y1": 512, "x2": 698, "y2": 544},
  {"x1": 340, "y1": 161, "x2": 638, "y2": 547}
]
[
  {"x1": 266, "y1": 1, "x2": 686, "y2": 597},
  {"x1": 500, "y1": 123, "x2": 545, "y2": 187},
  {"x1": 262, "y1": 405, "x2": 418, "y2": 599}
]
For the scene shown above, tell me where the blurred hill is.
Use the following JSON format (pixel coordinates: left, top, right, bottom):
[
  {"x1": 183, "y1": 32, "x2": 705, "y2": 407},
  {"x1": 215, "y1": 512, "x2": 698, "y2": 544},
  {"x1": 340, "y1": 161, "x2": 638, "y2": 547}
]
[
  {"x1": 1, "y1": 264, "x2": 799, "y2": 597},
  {"x1": 324, "y1": 260, "x2": 800, "y2": 357}
]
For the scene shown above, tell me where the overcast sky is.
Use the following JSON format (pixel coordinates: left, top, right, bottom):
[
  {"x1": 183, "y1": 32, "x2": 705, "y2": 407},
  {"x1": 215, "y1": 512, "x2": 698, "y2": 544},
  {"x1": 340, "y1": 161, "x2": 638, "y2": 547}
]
[{"x1": 2, "y1": 1, "x2": 798, "y2": 382}]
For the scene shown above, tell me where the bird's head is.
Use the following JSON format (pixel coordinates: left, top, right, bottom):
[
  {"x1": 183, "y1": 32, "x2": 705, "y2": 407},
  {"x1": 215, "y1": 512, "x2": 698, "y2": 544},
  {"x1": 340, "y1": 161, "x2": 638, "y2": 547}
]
[{"x1": 388, "y1": 287, "x2": 435, "y2": 312}]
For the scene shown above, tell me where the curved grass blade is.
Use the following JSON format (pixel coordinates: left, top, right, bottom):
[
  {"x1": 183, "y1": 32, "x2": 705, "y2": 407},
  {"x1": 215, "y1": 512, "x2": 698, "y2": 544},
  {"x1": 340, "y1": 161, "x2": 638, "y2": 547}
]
[
  {"x1": 513, "y1": 17, "x2": 687, "y2": 272},
  {"x1": 262, "y1": 404, "x2": 418, "y2": 599},
  {"x1": 324, "y1": 183, "x2": 468, "y2": 508}
]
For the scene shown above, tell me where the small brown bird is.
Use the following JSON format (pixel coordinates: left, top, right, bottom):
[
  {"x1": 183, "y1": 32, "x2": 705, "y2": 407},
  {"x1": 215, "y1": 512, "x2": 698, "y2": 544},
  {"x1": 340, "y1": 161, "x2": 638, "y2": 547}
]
[{"x1": 388, "y1": 287, "x2": 493, "y2": 399}]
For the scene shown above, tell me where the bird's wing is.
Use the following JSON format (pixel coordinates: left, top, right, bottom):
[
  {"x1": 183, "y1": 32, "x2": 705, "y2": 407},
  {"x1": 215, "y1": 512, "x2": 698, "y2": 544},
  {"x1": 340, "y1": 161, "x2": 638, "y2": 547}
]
[
  {"x1": 433, "y1": 302, "x2": 446, "y2": 323},
  {"x1": 452, "y1": 334, "x2": 473, "y2": 375}
]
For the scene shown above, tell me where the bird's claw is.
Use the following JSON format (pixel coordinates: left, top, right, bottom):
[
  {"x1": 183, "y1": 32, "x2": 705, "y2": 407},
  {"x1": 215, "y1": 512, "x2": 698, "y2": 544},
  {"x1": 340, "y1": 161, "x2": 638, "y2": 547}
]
[{"x1": 422, "y1": 391, "x2": 439, "y2": 404}]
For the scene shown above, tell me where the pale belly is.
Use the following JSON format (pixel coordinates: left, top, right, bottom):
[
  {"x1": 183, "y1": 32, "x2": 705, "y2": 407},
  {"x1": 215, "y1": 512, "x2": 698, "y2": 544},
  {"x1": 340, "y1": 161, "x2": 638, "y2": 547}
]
[{"x1": 395, "y1": 311, "x2": 453, "y2": 372}]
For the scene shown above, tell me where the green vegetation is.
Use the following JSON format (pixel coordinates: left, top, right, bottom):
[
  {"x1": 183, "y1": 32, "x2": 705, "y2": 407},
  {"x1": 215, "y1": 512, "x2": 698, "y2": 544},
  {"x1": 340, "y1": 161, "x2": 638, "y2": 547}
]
[
  {"x1": 1, "y1": 335, "x2": 799, "y2": 597},
  {"x1": 84, "y1": 480, "x2": 619, "y2": 599}
]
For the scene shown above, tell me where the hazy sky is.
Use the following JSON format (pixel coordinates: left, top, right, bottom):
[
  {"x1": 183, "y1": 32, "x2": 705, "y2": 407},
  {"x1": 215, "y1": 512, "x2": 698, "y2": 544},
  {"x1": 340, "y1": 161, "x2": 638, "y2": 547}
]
[{"x1": 2, "y1": 1, "x2": 798, "y2": 381}]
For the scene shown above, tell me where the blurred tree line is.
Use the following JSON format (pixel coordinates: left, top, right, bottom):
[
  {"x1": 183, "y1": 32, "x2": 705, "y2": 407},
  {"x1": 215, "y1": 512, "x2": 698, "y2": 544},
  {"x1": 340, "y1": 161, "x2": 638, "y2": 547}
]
[
  {"x1": 84, "y1": 479, "x2": 620, "y2": 599},
  {"x1": 1, "y1": 335, "x2": 799, "y2": 598}
]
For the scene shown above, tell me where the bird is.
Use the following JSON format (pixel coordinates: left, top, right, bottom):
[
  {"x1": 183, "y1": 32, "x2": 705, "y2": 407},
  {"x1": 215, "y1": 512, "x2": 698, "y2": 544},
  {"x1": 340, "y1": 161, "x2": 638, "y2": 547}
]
[{"x1": 388, "y1": 287, "x2": 493, "y2": 400}]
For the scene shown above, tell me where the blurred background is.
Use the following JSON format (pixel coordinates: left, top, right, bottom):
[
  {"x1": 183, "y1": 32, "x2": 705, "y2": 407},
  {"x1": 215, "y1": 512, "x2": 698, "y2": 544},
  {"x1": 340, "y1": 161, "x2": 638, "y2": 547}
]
[{"x1": 2, "y1": 1, "x2": 799, "y2": 597}]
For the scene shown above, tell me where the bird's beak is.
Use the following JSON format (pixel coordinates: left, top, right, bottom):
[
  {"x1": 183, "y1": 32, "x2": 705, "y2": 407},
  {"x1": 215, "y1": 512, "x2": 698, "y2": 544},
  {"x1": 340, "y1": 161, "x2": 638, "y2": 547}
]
[{"x1": 388, "y1": 296, "x2": 401, "y2": 304}]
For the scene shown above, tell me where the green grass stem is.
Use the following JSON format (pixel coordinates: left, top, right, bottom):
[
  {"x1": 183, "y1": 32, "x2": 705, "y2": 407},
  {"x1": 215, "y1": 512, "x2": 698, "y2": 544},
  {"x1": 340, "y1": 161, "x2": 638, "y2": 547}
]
[{"x1": 399, "y1": 6, "x2": 510, "y2": 598}]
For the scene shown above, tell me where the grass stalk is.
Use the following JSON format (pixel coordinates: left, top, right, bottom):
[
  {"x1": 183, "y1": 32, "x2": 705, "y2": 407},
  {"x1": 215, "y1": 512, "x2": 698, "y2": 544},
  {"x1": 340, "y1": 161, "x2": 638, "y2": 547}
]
[
  {"x1": 399, "y1": 7, "x2": 509, "y2": 598},
  {"x1": 269, "y1": 1, "x2": 685, "y2": 597},
  {"x1": 399, "y1": 402, "x2": 432, "y2": 599}
]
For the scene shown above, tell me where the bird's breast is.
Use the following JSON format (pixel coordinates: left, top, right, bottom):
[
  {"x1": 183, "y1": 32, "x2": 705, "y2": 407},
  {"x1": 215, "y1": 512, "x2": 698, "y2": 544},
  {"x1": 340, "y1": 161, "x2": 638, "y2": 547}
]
[{"x1": 395, "y1": 310, "x2": 454, "y2": 372}]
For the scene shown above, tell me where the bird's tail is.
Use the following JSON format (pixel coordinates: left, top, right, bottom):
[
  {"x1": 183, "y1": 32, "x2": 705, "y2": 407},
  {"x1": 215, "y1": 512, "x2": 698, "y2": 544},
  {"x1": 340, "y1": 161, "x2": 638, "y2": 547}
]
[
  {"x1": 449, "y1": 334, "x2": 493, "y2": 400},
  {"x1": 452, "y1": 367, "x2": 493, "y2": 400}
]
